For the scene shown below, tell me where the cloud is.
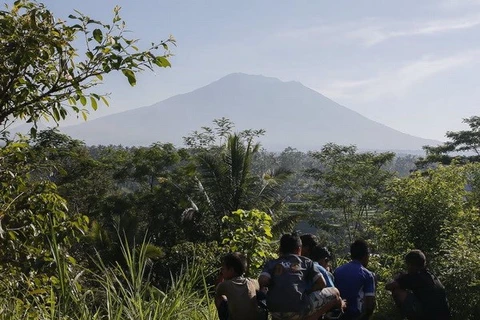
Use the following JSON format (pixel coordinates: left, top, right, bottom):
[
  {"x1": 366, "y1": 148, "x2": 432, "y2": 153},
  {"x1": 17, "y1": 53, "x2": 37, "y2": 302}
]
[
  {"x1": 347, "y1": 15, "x2": 480, "y2": 46},
  {"x1": 441, "y1": 0, "x2": 480, "y2": 9},
  {"x1": 277, "y1": 14, "x2": 480, "y2": 47},
  {"x1": 321, "y1": 51, "x2": 480, "y2": 102}
]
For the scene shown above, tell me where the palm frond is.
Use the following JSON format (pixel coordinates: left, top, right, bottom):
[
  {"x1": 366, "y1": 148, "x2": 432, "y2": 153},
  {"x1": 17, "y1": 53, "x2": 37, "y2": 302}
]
[{"x1": 272, "y1": 212, "x2": 310, "y2": 236}]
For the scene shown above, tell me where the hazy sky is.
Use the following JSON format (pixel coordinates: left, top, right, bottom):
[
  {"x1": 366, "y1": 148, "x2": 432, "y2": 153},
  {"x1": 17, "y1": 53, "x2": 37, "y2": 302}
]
[{"x1": 17, "y1": 0, "x2": 480, "y2": 140}]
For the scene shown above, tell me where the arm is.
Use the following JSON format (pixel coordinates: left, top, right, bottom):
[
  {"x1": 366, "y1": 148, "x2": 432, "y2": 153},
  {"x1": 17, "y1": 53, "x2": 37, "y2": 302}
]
[
  {"x1": 305, "y1": 294, "x2": 343, "y2": 320},
  {"x1": 214, "y1": 282, "x2": 227, "y2": 308},
  {"x1": 385, "y1": 280, "x2": 400, "y2": 291},
  {"x1": 357, "y1": 272, "x2": 376, "y2": 320},
  {"x1": 258, "y1": 274, "x2": 271, "y2": 290},
  {"x1": 354, "y1": 296, "x2": 375, "y2": 320},
  {"x1": 215, "y1": 294, "x2": 227, "y2": 308},
  {"x1": 306, "y1": 260, "x2": 326, "y2": 294},
  {"x1": 308, "y1": 273, "x2": 326, "y2": 294},
  {"x1": 258, "y1": 260, "x2": 272, "y2": 290}
]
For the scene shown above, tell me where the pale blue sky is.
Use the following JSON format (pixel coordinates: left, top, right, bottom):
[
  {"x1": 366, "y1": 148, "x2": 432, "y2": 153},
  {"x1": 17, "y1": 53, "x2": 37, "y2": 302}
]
[{"x1": 16, "y1": 0, "x2": 480, "y2": 140}]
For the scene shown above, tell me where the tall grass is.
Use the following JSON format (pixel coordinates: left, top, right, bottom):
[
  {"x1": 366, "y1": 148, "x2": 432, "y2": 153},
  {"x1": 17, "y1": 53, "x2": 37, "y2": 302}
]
[{"x1": 0, "y1": 235, "x2": 218, "y2": 320}]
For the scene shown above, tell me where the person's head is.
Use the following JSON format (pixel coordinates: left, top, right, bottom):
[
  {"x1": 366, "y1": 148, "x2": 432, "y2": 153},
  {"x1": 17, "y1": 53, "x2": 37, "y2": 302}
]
[
  {"x1": 221, "y1": 252, "x2": 247, "y2": 280},
  {"x1": 350, "y1": 239, "x2": 370, "y2": 267},
  {"x1": 404, "y1": 250, "x2": 426, "y2": 273},
  {"x1": 311, "y1": 245, "x2": 332, "y2": 268},
  {"x1": 279, "y1": 233, "x2": 302, "y2": 255},
  {"x1": 300, "y1": 234, "x2": 318, "y2": 258}
]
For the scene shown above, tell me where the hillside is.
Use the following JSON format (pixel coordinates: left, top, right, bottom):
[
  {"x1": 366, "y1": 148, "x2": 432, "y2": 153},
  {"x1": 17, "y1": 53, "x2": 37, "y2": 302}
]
[{"x1": 29, "y1": 73, "x2": 441, "y2": 150}]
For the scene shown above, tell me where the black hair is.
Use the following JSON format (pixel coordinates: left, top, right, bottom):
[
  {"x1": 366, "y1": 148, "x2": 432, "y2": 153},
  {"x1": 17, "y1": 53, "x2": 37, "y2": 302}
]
[
  {"x1": 405, "y1": 250, "x2": 426, "y2": 269},
  {"x1": 311, "y1": 245, "x2": 331, "y2": 261},
  {"x1": 350, "y1": 239, "x2": 369, "y2": 260},
  {"x1": 279, "y1": 233, "x2": 302, "y2": 255},
  {"x1": 222, "y1": 252, "x2": 247, "y2": 276},
  {"x1": 300, "y1": 234, "x2": 318, "y2": 251}
]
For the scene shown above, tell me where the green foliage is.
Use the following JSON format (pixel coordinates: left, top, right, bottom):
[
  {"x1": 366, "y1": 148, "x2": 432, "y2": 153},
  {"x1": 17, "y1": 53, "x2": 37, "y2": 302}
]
[
  {"x1": 381, "y1": 165, "x2": 467, "y2": 256},
  {"x1": 367, "y1": 253, "x2": 405, "y2": 320},
  {"x1": 0, "y1": 0, "x2": 174, "y2": 135},
  {"x1": 306, "y1": 143, "x2": 395, "y2": 244},
  {"x1": 222, "y1": 209, "x2": 274, "y2": 276},
  {"x1": 0, "y1": 140, "x2": 88, "y2": 285},
  {"x1": 419, "y1": 116, "x2": 480, "y2": 166},
  {"x1": 29, "y1": 129, "x2": 116, "y2": 217},
  {"x1": 183, "y1": 117, "x2": 265, "y2": 149},
  {"x1": 0, "y1": 235, "x2": 218, "y2": 319},
  {"x1": 156, "y1": 241, "x2": 225, "y2": 288},
  {"x1": 118, "y1": 143, "x2": 182, "y2": 192},
  {"x1": 438, "y1": 207, "x2": 480, "y2": 319},
  {"x1": 187, "y1": 120, "x2": 292, "y2": 240},
  {"x1": 379, "y1": 164, "x2": 480, "y2": 319}
]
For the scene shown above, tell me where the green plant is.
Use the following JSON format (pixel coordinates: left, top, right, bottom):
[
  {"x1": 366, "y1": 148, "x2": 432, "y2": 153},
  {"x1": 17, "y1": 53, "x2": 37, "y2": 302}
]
[
  {"x1": 222, "y1": 209, "x2": 274, "y2": 276},
  {"x1": 0, "y1": 234, "x2": 219, "y2": 319},
  {"x1": 1, "y1": 0, "x2": 174, "y2": 135}
]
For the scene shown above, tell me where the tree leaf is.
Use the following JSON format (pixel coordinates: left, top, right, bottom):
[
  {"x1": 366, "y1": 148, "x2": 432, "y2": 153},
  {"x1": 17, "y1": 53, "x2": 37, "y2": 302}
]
[
  {"x1": 100, "y1": 96, "x2": 110, "y2": 107},
  {"x1": 90, "y1": 96, "x2": 98, "y2": 110},
  {"x1": 52, "y1": 107, "x2": 60, "y2": 121},
  {"x1": 155, "y1": 56, "x2": 171, "y2": 68},
  {"x1": 79, "y1": 95, "x2": 87, "y2": 106},
  {"x1": 122, "y1": 69, "x2": 136, "y2": 86},
  {"x1": 93, "y1": 29, "x2": 103, "y2": 43}
]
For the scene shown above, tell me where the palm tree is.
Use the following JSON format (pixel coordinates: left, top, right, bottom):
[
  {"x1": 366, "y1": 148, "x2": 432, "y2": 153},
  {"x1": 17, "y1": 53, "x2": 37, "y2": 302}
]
[{"x1": 192, "y1": 133, "x2": 298, "y2": 240}]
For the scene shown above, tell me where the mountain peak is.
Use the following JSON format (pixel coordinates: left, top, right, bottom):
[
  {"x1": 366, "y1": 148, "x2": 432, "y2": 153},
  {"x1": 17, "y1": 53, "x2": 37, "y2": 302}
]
[
  {"x1": 213, "y1": 72, "x2": 285, "y2": 86},
  {"x1": 57, "y1": 73, "x2": 439, "y2": 151}
]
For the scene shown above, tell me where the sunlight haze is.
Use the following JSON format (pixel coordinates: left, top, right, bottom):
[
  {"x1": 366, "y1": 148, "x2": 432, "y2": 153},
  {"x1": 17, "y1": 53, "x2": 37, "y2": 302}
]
[{"x1": 29, "y1": 0, "x2": 480, "y2": 141}]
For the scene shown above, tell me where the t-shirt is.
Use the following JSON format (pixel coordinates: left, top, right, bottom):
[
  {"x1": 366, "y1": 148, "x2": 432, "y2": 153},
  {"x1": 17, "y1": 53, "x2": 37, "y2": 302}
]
[
  {"x1": 314, "y1": 262, "x2": 335, "y2": 288},
  {"x1": 334, "y1": 260, "x2": 375, "y2": 317},
  {"x1": 260, "y1": 254, "x2": 323, "y2": 313},
  {"x1": 396, "y1": 270, "x2": 451, "y2": 320},
  {"x1": 215, "y1": 277, "x2": 260, "y2": 320}
]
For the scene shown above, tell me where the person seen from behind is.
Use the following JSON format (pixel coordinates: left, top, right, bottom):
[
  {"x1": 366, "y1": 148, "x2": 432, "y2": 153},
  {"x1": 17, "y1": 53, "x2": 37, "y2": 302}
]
[
  {"x1": 385, "y1": 249, "x2": 452, "y2": 320},
  {"x1": 215, "y1": 252, "x2": 260, "y2": 320},
  {"x1": 311, "y1": 245, "x2": 335, "y2": 288},
  {"x1": 334, "y1": 240, "x2": 375, "y2": 320},
  {"x1": 300, "y1": 234, "x2": 334, "y2": 288},
  {"x1": 259, "y1": 233, "x2": 344, "y2": 320}
]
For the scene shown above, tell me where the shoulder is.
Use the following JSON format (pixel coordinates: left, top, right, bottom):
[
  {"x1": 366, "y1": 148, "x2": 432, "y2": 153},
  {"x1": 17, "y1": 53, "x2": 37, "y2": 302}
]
[
  {"x1": 297, "y1": 255, "x2": 314, "y2": 265},
  {"x1": 247, "y1": 278, "x2": 260, "y2": 290},
  {"x1": 314, "y1": 262, "x2": 327, "y2": 272},
  {"x1": 263, "y1": 257, "x2": 282, "y2": 269},
  {"x1": 361, "y1": 266, "x2": 374, "y2": 276},
  {"x1": 216, "y1": 280, "x2": 230, "y2": 294},
  {"x1": 334, "y1": 262, "x2": 352, "y2": 274},
  {"x1": 396, "y1": 272, "x2": 412, "y2": 282},
  {"x1": 360, "y1": 266, "x2": 375, "y2": 282}
]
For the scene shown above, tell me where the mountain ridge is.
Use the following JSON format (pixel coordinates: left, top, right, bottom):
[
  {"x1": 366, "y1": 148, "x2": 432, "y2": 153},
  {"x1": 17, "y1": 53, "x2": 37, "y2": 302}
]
[{"x1": 14, "y1": 73, "x2": 441, "y2": 151}]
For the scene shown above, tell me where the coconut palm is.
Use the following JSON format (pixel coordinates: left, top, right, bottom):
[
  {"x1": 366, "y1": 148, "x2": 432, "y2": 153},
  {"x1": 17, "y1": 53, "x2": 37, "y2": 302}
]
[{"x1": 191, "y1": 132, "x2": 299, "y2": 240}]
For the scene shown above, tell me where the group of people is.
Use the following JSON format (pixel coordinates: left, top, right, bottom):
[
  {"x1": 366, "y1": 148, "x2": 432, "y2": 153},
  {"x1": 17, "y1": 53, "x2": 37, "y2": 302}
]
[{"x1": 215, "y1": 233, "x2": 452, "y2": 320}]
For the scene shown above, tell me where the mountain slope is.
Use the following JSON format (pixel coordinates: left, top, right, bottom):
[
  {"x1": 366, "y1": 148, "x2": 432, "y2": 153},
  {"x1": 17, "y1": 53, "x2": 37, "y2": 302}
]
[{"x1": 60, "y1": 73, "x2": 439, "y2": 151}]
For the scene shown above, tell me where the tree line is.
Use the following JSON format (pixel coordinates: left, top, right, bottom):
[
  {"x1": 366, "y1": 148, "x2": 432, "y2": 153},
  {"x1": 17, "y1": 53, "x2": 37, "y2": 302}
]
[{"x1": 1, "y1": 1, "x2": 480, "y2": 319}]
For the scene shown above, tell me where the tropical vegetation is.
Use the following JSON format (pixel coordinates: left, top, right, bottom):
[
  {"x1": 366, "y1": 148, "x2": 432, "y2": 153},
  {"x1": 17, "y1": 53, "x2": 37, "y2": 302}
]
[{"x1": 1, "y1": 1, "x2": 480, "y2": 319}]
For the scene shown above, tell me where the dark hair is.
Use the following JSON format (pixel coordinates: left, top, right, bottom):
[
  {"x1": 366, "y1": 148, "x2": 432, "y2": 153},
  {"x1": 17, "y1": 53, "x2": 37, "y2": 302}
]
[
  {"x1": 300, "y1": 234, "x2": 318, "y2": 251},
  {"x1": 222, "y1": 252, "x2": 247, "y2": 276},
  {"x1": 311, "y1": 245, "x2": 331, "y2": 261},
  {"x1": 405, "y1": 250, "x2": 426, "y2": 269},
  {"x1": 350, "y1": 239, "x2": 369, "y2": 260},
  {"x1": 279, "y1": 233, "x2": 302, "y2": 254}
]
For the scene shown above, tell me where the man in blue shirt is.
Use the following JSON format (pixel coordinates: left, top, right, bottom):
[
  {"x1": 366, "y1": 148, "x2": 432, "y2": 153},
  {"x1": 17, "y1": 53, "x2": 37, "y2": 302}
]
[
  {"x1": 334, "y1": 240, "x2": 375, "y2": 320},
  {"x1": 311, "y1": 245, "x2": 335, "y2": 288},
  {"x1": 300, "y1": 234, "x2": 334, "y2": 288}
]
